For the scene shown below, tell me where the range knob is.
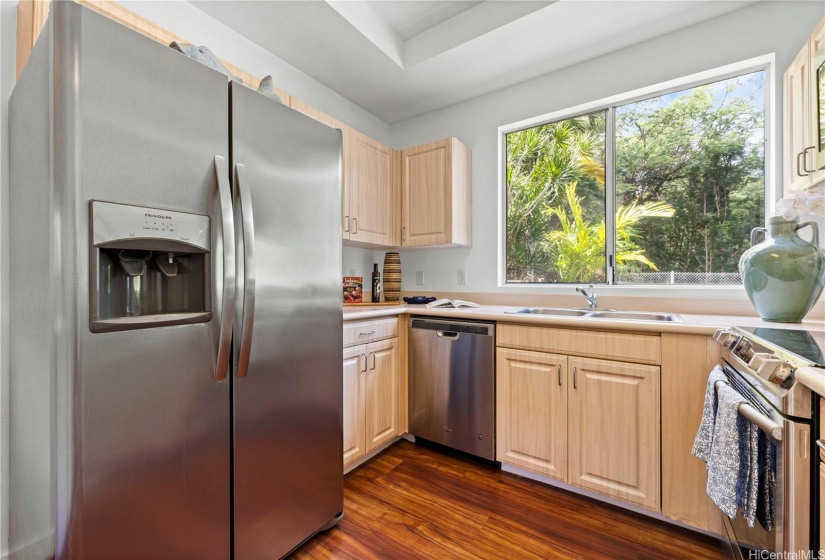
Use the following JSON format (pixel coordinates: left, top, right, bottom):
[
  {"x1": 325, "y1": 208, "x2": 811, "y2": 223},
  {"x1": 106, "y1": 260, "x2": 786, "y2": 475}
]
[{"x1": 756, "y1": 359, "x2": 794, "y2": 385}]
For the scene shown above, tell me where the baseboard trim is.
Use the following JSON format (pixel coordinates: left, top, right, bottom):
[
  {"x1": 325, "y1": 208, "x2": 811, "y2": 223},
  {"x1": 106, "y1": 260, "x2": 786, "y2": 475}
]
[
  {"x1": 2, "y1": 531, "x2": 52, "y2": 560},
  {"x1": 343, "y1": 436, "x2": 403, "y2": 474},
  {"x1": 501, "y1": 463, "x2": 721, "y2": 540}
]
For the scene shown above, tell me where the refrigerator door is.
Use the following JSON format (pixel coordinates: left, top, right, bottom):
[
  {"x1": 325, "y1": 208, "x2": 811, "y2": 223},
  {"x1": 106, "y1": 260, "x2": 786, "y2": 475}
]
[
  {"x1": 11, "y1": 3, "x2": 231, "y2": 558},
  {"x1": 230, "y1": 83, "x2": 344, "y2": 559}
]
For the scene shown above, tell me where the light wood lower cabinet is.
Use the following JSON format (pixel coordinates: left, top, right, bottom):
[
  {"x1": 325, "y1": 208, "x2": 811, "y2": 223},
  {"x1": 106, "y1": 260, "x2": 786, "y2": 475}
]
[
  {"x1": 496, "y1": 348, "x2": 567, "y2": 480},
  {"x1": 496, "y1": 326, "x2": 661, "y2": 511},
  {"x1": 567, "y1": 357, "x2": 660, "y2": 509},
  {"x1": 820, "y1": 461, "x2": 824, "y2": 554},
  {"x1": 342, "y1": 346, "x2": 367, "y2": 465},
  {"x1": 342, "y1": 335, "x2": 400, "y2": 468},
  {"x1": 365, "y1": 338, "x2": 399, "y2": 450},
  {"x1": 660, "y1": 333, "x2": 722, "y2": 533}
]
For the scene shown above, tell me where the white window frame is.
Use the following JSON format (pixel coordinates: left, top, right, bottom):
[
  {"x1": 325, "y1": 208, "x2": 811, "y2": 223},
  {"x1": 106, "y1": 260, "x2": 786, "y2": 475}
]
[{"x1": 497, "y1": 54, "x2": 776, "y2": 298}]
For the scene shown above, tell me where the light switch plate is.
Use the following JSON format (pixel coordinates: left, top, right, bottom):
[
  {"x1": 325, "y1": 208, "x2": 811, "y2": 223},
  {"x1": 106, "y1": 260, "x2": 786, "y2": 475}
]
[{"x1": 415, "y1": 271, "x2": 424, "y2": 285}]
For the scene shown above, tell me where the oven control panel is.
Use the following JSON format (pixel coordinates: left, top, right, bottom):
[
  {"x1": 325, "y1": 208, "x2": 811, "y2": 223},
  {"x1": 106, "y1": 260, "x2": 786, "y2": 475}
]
[{"x1": 713, "y1": 328, "x2": 794, "y2": 385}]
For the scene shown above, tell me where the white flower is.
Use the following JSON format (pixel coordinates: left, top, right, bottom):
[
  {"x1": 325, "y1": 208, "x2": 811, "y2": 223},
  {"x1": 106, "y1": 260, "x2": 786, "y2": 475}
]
[{"x1": 776, "y1": 183, "x2": 825, "y2": 220}]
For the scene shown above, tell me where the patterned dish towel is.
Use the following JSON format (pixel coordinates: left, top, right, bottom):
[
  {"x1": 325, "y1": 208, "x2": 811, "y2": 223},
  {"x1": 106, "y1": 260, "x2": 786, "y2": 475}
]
[
  {"x1": 692, "y1": 366, "x2": 771, "y2": 528},
  {"x1": 692, "y1": 366, "x2": 727, "y2": 462}
]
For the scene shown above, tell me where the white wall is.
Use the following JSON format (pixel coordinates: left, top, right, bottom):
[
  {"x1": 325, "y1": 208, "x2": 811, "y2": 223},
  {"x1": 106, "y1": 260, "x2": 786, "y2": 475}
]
[{"x1": 389, "y1": 1, "x2": 824, "y2": 306}]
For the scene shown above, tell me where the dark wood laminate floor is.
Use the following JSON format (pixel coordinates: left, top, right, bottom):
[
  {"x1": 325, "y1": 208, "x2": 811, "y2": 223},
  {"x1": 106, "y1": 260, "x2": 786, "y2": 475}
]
[{"x1": 292, "y1": 440, "x2": 720, "y2": 559}]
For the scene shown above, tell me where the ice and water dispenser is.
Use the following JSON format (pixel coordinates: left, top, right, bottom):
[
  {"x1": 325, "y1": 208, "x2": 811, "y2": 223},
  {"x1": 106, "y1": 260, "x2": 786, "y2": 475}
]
[{"x1": 90, "y1": 200, "x2": 212, "y2": 332}]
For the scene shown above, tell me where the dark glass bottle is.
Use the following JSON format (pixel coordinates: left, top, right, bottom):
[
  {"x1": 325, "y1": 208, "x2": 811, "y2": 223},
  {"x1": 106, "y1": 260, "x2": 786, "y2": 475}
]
[{"x1": 371, "y1": 263, "x2": 381, "y2": 303}]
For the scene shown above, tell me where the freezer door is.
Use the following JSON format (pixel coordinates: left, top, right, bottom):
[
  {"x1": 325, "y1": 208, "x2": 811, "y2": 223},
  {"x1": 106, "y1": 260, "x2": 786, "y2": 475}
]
[
  {"x1": 10, "y1": 3, "x2": 231, "y2": 559},
  {"x1": 231, "y1": 83, "x2": 344, "y2": 559}
]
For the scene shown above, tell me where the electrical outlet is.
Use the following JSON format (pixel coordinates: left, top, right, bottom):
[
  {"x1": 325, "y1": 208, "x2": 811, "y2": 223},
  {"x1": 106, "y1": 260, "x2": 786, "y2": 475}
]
[
  {"x1": 348, "y1": 268, "x2": 356, "y2": 276},
  {"x1": 457, "y1": 269, "x2": 466, "y2": 285},
  {"x1": 415, "y1": 271, "x2": 424, "y2": 285}
]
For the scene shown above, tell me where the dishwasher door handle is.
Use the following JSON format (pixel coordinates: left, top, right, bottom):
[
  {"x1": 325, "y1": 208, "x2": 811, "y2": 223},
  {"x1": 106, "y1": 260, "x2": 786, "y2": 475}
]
[{"x1": 436, "y1": 331, "x2": 459, "y2": 340}]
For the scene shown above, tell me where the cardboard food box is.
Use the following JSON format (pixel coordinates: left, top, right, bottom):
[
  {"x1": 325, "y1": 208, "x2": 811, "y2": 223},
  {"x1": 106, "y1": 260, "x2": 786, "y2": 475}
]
[{"x1": 343, "y1": 277, "x2": 363, "y2": 303}]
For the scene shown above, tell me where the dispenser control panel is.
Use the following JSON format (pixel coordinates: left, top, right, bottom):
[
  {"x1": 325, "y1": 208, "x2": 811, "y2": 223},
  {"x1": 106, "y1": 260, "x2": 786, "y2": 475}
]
[{"x1": 91, "y1": 201, "x2": 210, "y2": 251}]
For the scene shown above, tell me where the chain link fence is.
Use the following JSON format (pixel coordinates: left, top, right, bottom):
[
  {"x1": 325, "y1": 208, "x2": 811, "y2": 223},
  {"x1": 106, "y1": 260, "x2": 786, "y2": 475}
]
[
  {"x1": 508, "y1": 269, "x2": 742, "y2": 285},
  {"x1": 618, "y1": 271, "x2": 741, "y2": 285}
]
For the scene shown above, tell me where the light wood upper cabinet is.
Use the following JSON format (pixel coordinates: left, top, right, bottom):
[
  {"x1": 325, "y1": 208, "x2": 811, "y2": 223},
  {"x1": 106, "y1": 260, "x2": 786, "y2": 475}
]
[
  {"x1": 785, "y1": 40, "x2": 815, "y2": 192},
  {"x1": 17, "y1": 0, "x2": 290, "y2": 105},
  {"x1": 783, "y1": 15, "x2": 825, "y2": 192},
  {"x1": 401, "y1": 137, "x2": 471, "y2": 248},
  {"x1": 289, "y1": 99, "x2": 400, "y2": 247},
  {"x1": 343, "y1": 345, "x2": 367, "y2": 466},
  {"x1": 348, "y1": 130, "x2": 399, "y2": 247},
  {"x1": 289, "y1": 97, "x2": 346, "y2": 130},
  {"x1": 365, "y1": 338, "x2": 399, "y2": 451},
  {"x1": 496, "y1": 348, "x2": 568, "y2": 480},
  {"x1": 567, "y1": 357, "x2": 660, "y2": 510}
]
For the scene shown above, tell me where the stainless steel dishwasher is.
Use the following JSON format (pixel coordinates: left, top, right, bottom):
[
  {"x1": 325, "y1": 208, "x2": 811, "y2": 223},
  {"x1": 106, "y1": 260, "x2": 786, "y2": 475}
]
[{"x1": 408, "y1": 317, "x2": 496, "y2": 460}]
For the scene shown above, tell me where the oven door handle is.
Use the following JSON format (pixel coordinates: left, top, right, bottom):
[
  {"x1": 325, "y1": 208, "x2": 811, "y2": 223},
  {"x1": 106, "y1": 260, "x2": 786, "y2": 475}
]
[
  {"x1": 738, "y1": 402, "x2": 783, "y2": 442},
  {"x1": 713, "y1": 380, "x2": 783, "y2": 442}
]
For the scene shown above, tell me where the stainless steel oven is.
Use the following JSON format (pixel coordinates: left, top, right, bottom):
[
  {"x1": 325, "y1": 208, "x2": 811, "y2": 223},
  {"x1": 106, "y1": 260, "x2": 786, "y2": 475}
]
[{"x1": 712, "y1": 327, "x2": 817, "y2": 559}]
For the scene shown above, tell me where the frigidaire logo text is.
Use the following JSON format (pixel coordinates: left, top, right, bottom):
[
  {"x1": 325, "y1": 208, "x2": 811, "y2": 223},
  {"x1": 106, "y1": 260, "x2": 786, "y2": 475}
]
[{"x1": 145, "y1": 213, "x2": 172, "y2": 220}]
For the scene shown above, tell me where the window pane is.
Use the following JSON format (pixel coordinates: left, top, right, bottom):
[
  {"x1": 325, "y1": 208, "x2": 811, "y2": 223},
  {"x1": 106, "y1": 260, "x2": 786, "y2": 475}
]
[
  {"x1": 614, "y1": 72, "x2": 765, "y2": 285},
  {"x1": 506, "y1": 111, "x2": 606, "y2": 283}
]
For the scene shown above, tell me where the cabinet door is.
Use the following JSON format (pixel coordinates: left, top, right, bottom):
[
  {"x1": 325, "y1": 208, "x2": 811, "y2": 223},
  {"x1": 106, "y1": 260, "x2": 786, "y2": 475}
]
[
  {"x1": 349, "y1": 130, "x2": 398, "y2": 246},
  {"x1": 811, "y1": 18, "x2": 825, "y2": 186},
  {"x1": 820, "y1": 461, "x2": 824, "y2": 555},
  {"x1": 784, "y1": 44, "x2": 812, "y2": 193},
  {"x1": 401, "y1": 139, "x2": 451, "y2": 246},
  {"x1": 343, "y1": 345, "x2": 367, "y2": 466},
  {"x1": 568, "y1": 357, "x2": 660, "y2": 510},
  {"x1": 660, "y1": 334, "x2": 721, "y2": 533},
  {"x1": 365, "y1": 338, "x2": 399, "y2": 452},
  {"x1": 496, "y1": 348, "x2": 568, "y2": 480}
]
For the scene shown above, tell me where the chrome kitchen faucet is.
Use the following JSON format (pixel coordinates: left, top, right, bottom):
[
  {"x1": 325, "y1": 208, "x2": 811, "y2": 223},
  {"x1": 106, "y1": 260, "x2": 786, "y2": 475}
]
[{"x1": 576, "y1": 284, "x2": 598, "y2": 309}]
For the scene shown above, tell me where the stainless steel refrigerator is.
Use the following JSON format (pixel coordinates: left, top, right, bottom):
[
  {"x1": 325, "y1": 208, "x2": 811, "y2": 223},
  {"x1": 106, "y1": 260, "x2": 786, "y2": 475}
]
[{"x1": 8, "y1": 2, "x2": 343, "y2": 559}]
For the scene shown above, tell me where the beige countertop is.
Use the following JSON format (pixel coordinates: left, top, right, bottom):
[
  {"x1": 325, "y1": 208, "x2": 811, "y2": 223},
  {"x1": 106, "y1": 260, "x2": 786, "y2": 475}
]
[
  {"x1": 344, "y1": 303, "x2": 825, "y2": 337},
  {"x1": 344, "y1": 303, "x2": 825, "y2": 395}
]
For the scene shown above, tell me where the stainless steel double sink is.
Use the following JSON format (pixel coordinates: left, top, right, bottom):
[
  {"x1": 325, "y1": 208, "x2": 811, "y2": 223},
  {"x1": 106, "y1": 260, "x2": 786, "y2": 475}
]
[{"x1": 504, "y1": 307, "x2": 683, "y2": 322}]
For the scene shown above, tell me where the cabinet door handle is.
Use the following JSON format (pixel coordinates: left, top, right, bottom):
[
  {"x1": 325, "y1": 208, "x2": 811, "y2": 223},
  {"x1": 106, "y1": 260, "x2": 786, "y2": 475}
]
[
  {"x1": 360, "y1": 353, "x2": 367, "y2": 373},
  {"x1": 353, "y1": 217, "x2": 358, "y2": 234},
  {"x1": 402, "y1": 226, "x2": 406, "y2": 241},
  {"x1": 802, "y1": 146, "x2": 816, "y2": 174},
  {"x1": 369, "y1": 352, "x2": 376, "y2": 371},
  {"x1": 358, "y1": 330, "x2": 376, "y2": 336},
  {"x1": 557, "y1": 364, "x2": 562, "y2": 386},
  {"x1": 573, "y1": 366, "x2": 577, "y2": 389},
  {"x1": 344, "y1": 215, "x2": 350, "y2": 233},
  {"x1": 797, "y1": 151, "x2": 806, "y2": 177}
]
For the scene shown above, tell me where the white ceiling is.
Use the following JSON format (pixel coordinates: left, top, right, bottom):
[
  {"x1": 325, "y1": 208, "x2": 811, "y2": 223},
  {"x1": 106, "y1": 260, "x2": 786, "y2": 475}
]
[
  {"x1": 365, "y1": 1, "x2": 483, "y2": 41},
  {"x1": 190, "y1": 1, "x2": 756, "y2": 124}
]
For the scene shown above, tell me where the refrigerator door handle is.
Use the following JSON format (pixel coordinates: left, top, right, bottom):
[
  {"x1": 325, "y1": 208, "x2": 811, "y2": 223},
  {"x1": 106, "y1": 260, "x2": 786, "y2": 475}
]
[
  {"x1": 214, "y1": 155, "x2": 235, "y2": 382},
  {"x1": 234, "y1": 163, "x2": 256, "y2": 379}
]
